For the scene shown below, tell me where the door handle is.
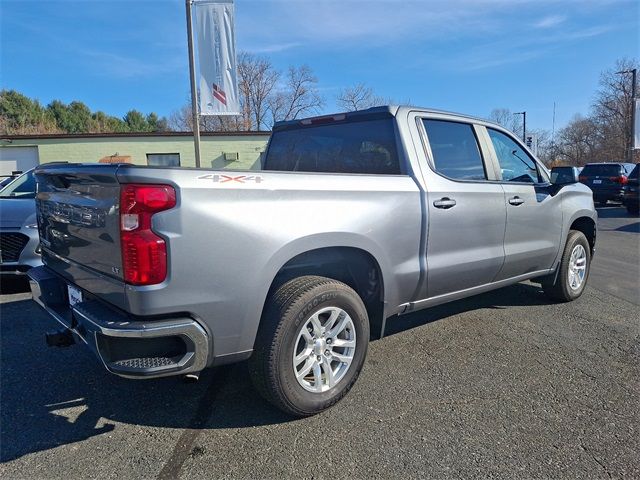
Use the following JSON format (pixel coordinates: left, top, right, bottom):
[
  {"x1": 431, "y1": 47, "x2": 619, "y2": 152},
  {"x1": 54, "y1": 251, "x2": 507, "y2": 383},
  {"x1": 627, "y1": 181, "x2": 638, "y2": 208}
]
[
  {"x1": 508, "y1": 196, "x2": 525, "y2": 206},
  {"x1": 433, "y1": 197, "x2": 457, "y2": 209}
]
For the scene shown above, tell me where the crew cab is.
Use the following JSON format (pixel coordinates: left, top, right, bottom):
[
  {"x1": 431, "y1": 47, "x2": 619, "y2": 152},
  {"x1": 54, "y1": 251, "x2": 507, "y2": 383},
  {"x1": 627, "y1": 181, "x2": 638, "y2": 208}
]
[{"x1": 29, "y1": 106, "x2": 597, "y2": 416}]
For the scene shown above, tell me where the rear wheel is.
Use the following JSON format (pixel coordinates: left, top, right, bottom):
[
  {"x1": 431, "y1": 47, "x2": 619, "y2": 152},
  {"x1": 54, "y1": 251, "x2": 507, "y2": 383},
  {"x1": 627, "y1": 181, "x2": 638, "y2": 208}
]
[
  {"x1": 249, "y1": 276, "x2": 369, "y2": 417},
  {"x1": 542, "y1": 230, "x2": 591, "y2": 302}
]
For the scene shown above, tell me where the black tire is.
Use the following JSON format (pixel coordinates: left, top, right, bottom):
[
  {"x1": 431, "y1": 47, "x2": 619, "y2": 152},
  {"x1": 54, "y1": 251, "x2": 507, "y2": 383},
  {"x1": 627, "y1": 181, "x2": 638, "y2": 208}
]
[
  {"x1": 249, "y1": 275, "x2": 369, "y2": 417},
  {"x1": 542, "y1": 230, "x2": 591, "y2": 302}
]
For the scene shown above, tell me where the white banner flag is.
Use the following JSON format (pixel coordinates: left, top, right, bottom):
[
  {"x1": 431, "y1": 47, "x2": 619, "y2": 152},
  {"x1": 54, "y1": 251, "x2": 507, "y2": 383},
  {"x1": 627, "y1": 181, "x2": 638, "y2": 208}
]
[{"x1": 194, "y1": 0, "x2": 240, "y2": 115}]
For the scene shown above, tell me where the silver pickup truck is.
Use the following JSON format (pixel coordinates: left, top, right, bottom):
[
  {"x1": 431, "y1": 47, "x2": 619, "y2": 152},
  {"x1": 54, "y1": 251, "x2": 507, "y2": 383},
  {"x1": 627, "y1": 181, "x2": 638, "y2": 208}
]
[{"x1": 29, "y1": 106, "x2": 596, "y2": 416}]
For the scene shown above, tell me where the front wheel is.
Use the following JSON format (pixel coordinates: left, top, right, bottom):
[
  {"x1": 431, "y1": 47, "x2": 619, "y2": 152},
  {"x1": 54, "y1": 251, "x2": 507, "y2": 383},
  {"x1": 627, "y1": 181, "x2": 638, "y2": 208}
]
[
  {"x1": 249, "y1": 276, "x2": 369, "y2": 417},
  {"x1": 542, "y1": 230, "x2": 591, "y2": 302}
]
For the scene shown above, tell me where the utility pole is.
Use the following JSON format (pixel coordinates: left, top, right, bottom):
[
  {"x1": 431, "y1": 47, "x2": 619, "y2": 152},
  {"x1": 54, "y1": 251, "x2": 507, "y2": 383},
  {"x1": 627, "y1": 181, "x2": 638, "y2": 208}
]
[
  {"x1": 514, "y1": 111, "x2": 526, "y2": 142},
  {"x1": 551, "y1": 102, "x2": 556, "y2": 162},
  {"x1": 616, "y1": 68, "x2": 637, "y2": 163},
  {"x1": 185, "y1": 0, "x2": 202, "y2": 168}
]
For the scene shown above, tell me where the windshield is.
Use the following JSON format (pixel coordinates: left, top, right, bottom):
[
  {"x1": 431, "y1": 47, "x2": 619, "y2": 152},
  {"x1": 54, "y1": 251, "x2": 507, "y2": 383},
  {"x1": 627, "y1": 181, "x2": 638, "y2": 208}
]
[{"x1": 0, "y1": 170, "x2": 36, "y2": 199}]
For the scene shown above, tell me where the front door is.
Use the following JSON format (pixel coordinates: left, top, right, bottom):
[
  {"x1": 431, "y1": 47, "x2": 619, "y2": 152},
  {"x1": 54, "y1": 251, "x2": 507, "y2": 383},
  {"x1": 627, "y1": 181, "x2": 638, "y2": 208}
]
[
  {"x1": 484, "y1": 127, "x2": 563, "y2": 280},
  {"x1": 419, "y1": 118, "x2": 507, "y2": 299}
]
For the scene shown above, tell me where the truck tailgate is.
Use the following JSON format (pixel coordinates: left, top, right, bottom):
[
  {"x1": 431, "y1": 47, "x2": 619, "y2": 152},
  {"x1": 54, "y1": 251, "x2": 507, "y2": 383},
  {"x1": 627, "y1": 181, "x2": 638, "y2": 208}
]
[{"x1": 35, "y1": 164, "x2": 124, "y2": 285}]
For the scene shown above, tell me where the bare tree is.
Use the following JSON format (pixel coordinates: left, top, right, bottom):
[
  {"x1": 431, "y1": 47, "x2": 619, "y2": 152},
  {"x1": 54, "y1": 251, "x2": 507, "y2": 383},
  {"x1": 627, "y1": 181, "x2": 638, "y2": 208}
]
[
  {"x1": 336, "y1": 83, "x2": 386, "y2": 111},
  {"x1": 527, "y1": 128, "x2": 553, "y2": 165},
  {"x1": 170, "y1": 53, "x2": 324, "y2": 132},
  {"x1": 488, "y1": 108, "x2": 523, "y2": 136},
  {"x1": 169, "y1": 100, "x2": 246, "y2": 132},
  {"x1": 171, "y1": 53, "x2": 279, "y2": 132},
  {"x1": 267, "y1": 65, "x2": 324, "y2": 127},
  {"x1": 237, "y1": 52, "x2": 280, "y2": 131},
  {"x1": 591, "y1": 57, "x2": 639, "y2": 162},
  {"x1": 555, "y1": 115, "x2": 601, "y2": 166}
]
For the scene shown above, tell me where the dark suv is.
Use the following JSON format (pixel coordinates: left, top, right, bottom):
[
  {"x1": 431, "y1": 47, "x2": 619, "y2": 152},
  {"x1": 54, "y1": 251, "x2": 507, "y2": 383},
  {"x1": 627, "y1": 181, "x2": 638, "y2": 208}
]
[
  {"x1": 579, "y1": 162, "x2": 636, "y2": 206},
  {"x1": 622, "y1": 164, "x2": 639, "y2": 215}
]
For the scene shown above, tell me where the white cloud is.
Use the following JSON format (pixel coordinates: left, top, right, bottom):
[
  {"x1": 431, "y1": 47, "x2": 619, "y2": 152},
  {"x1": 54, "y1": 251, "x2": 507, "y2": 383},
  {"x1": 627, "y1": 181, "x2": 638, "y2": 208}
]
[
  {"x1": 533, "y1": 14, "x2": 568, "y2": 28},
  {"x1": 438, "y1": 25, "x2": 613, "y2": 72},
  {"x1": 238, "y1": 0, "x2": 624, "y2": 48}
]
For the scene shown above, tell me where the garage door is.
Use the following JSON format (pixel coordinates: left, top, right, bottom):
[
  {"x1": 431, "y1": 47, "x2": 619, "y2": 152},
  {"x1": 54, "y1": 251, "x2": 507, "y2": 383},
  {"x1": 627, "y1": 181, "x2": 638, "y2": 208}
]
[{"x1": 0, "y1": 146, "x2": 39, "y2": 176}]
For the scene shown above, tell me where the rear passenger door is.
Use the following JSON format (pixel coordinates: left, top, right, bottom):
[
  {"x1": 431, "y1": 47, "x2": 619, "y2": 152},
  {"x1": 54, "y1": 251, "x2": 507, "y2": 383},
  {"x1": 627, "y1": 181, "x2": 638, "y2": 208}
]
[
  {"x1": 483, "y1": 127, "x2": 563, "y2": 280},
  {"x1": 417, "y1": 117, "x2": 506, "y2": 299}
]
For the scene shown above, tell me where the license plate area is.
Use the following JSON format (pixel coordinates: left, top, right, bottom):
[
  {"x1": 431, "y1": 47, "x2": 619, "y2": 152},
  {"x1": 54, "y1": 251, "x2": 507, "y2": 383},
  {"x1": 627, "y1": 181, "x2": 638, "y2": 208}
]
[
  {"x1": 67, "y1": 284, "x2": 83, "y2": 307},
  {"x1": 593, "y1": 179, "x2": 602, "y2": 184}
]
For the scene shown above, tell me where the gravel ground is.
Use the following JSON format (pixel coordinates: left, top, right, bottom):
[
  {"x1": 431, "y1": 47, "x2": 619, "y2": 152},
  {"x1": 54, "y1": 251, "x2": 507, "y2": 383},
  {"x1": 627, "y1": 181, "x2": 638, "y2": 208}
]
[{"x1": 1, "y1": 206, "x2": 638, "y2": 479}]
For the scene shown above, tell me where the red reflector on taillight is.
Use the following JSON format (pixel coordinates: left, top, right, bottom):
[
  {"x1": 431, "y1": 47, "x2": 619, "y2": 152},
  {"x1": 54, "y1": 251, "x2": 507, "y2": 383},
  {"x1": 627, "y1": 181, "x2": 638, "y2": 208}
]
[
  {"x1": 578, "y1": 176, "x2": 587, "y2": 182},
  {"x1": 609, "y1": 175, "x2": 628, "y2": 184},
  {"x1": 119, "y1": 184, "x2": 176, "y2": 286}
]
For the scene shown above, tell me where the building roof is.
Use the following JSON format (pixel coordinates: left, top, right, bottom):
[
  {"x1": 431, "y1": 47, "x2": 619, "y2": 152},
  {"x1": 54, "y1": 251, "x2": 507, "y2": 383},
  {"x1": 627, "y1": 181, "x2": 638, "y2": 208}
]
[{"x1": 1, "y1": 131, "x2": 271, "y2": 141}]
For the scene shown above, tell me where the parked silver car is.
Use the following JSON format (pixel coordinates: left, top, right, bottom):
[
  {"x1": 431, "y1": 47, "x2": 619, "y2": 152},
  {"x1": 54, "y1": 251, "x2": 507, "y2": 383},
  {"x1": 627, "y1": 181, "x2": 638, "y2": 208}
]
[{"x1": 0, "y1": 169, "x2": 41, "y2": 275}]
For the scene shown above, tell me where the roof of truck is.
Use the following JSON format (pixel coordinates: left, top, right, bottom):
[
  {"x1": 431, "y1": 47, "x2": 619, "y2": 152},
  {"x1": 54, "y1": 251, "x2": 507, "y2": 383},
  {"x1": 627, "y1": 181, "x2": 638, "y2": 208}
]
[{"x1": 273, "y1": 105, "x2": 496, "y2": 131}]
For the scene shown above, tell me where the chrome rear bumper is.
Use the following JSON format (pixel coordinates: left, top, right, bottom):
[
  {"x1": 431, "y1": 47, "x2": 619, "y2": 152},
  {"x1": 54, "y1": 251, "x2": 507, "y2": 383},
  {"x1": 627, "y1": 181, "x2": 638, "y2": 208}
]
[{"x1": 28, "y1": 265, "x2": 209, "y2": 379}]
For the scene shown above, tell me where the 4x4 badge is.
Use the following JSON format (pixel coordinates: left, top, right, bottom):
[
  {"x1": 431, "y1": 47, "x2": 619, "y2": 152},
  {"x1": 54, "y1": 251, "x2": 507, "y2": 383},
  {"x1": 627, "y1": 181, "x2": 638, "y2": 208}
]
[{"x1": 197, "y1": 174, "x2": 263, "y2": 184}]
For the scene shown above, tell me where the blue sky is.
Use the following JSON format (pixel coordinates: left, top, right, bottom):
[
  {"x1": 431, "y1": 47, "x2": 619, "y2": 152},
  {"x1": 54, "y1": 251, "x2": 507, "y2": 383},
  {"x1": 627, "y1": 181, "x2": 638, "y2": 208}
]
[{"x1": 1, "y1": 0, "x2": 637, "y2": 132}]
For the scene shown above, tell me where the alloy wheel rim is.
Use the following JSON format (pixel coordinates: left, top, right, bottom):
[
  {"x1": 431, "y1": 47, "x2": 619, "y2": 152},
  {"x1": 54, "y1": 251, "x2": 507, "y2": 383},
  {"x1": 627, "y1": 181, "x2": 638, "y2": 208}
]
[
  {"x1": 292, "y1": 306, "x2": 356, "y2": 393},
  {"x1": 568, "y1": 244, "x2": 587, "y2": 291}
]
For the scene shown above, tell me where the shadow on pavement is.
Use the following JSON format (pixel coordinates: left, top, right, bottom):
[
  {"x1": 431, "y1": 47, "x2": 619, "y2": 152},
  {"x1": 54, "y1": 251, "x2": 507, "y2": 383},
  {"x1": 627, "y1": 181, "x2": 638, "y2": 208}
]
[
  {"x1": 0, "y1": 276, "x2": 31, "y2": 294},
  {"x1": 607, "y1": 222, "x2": 640, "y2": 233},
  {"x1": 384, "y1": 282, "x2": 551, "y2": 336},
  {"x1": 0, "y1": 282, "x2": 553, "y2": 462},
  {"x1": 595, "y1": 206, "x2": 633, "y2": 219}
]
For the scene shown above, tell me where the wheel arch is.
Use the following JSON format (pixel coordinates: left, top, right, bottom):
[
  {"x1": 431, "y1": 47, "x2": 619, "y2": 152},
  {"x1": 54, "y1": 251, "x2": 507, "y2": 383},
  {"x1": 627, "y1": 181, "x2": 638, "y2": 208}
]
[
  {"x1": 569, "y1": 215, "x2": 596, "y2": 255},
  {"x1": 256, "y1": 239, "x2": 392, "y2": 343}
]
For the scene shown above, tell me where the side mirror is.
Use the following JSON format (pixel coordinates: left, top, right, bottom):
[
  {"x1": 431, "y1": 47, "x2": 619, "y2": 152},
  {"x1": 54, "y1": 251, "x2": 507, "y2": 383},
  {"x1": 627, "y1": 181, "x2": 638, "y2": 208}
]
[{"x1": 550, "y1": 168, "x2": 578, "y2": 185}]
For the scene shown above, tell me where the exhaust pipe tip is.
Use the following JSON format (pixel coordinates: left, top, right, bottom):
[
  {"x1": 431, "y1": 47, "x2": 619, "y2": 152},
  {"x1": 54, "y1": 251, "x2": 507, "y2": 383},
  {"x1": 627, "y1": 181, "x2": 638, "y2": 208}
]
[{"x1": 183, "y1": 373, "x2": 200, "y2": 383}]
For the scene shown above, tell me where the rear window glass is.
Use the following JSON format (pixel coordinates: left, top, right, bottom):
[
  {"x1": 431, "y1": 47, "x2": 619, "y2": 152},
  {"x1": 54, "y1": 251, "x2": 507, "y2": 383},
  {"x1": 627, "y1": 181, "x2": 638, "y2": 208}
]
[
  {"x1": 630, "y1": 165, "x2": 639, "y2": 179},
  {"x1": 264, "y1": 118, "x2": 401, "y2": 175},
  {"x1": 581, "y1": 164, "x2": 621, "y2": 176}
]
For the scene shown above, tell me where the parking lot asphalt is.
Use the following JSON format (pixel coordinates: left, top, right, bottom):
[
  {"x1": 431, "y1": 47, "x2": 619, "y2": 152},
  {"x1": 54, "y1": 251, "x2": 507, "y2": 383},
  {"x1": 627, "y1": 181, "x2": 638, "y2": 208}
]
[{"x1": 1, "y1": 206, "x2": 638, "y2": 479}]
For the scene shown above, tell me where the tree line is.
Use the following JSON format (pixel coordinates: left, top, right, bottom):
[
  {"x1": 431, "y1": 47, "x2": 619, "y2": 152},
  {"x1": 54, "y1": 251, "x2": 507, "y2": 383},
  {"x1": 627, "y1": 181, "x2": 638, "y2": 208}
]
[
  {"x1": 0, "y1": 90, "x2": 169, "y2": 135},
  {"x1": 2, "y1": 55, "x2": 636, "y2": 167}
]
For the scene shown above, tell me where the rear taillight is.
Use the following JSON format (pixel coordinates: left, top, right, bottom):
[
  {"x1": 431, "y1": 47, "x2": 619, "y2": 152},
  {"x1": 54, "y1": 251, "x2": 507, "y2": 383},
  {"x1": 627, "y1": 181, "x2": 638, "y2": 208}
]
[
  {"x1": 609, "y1": 175, "x2": 628, "y2": 184},
  {"x1": 578, "y1": 175, "x2": 587, "y2": 182},
  {"x1": 119, "y1": 184, "x2": 176, "y2": 286}
]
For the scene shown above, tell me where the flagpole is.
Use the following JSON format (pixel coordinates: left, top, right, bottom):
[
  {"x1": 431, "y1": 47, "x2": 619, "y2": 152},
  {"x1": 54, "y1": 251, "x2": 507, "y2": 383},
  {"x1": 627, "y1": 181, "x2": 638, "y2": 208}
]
[{"x1": 185, "y1": 0, "x2": 202, "y2": 168}]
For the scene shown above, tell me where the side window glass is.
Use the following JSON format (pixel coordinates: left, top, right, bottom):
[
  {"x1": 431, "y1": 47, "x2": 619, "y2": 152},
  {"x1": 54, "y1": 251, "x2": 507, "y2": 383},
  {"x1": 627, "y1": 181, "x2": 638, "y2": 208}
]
[
  {"x1": 422, "y1": 119, "x2": 486, "y2": 181},
  {"x1": 487, "y1": 128, "x2": 541, "y2": 183}
]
